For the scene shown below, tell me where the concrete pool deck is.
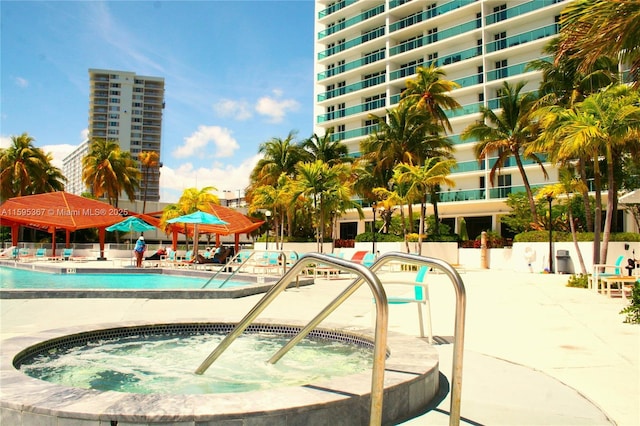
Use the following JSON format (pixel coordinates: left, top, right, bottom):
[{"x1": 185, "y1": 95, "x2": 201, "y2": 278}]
[{"x1": 1, "y1": 262, "x2": 638, "y2": 425}]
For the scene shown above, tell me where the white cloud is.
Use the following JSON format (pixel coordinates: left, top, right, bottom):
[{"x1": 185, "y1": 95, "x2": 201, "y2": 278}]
[
  {"x1": 255, "y1": 91, "x2": 300, "y2": 123},
  {"x1": 0, "y1": 136, "x2": 11, "y2": 149},
  {"x1": 213, "y1": 99, "x2": 252, "y2": 121},
  {"x1": 40, "y1": 144, "x2": 77, "y2": 168},
  {"x1": 172, "y1": 125, "x2": 239, "y2": 159},
  {"x1": 159, "y1": 155, "x2": 260, "y2": 203},
  {"x1": 14, "y1": 77, "x2": 29, "y2": 88}
]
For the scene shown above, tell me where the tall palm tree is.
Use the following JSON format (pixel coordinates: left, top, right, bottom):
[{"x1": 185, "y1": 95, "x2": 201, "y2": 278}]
[
  {"x1": 160, "y1": 187, "x2": 219, "y2": 251},
  {"x1": 301, "y1": 129, "x2": 353, "y2": 166},
  {"x1": 291, "y1": 161, "x2": 351, "y2": 253},
  {"x1": 462, "y1": 81, "x2": 548, "y2": 223},
  {"x1": 249, "y1": 131, "x2": 306, "y2": 238},
  {"x1": 139, "y1": 150, "x2": 160, "y2": 213},
  {"x1": 0, "y1": 133, "x2": 64, "y2": 200},
  {"x1": 400, "y1": 63, "x2": 461, "y2": 133},
  {"x1": 82, "y1": 138, "x2": 140, "y2": 206},
  {"x1": 535, "y1": 85, "x2": 640, "y2": 264},
  {"x1": 557, "y1": 0, "x2": 640, "y2": 88},
  {"x1": 538, "y1": 167, "x2": 589, "y2": 275},
  {"x1": 528, "y1": 38, "x2": 618, "y2": 232},
  {"x1": 394, "y1": 158, "x2": 456, "y2": 253},
  {"x1": 250, "y1": 174, "x2": 293, "y2": 250}
]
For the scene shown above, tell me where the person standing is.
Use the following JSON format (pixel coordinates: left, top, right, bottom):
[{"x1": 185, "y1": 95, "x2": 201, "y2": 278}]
[{"x1": 134, "y1": 236, "x2": 147, "y2": 267}]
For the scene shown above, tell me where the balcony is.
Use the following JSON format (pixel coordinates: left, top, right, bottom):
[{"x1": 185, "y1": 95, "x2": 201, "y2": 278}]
[
  {"x1": 487, "y1": 56, "x2": 551, "y2": 81},
  {"x1": 317, "y1": 74, "x2": 386, "y2": 102},
  {"x1": 318, "y1": 4, "x2": 384, "y2": 39},
  {"x1": 330, "y1": 124, "x2": 379, "y2": 142},
  {"x1": 486, "y1": 24, "x2": 559, "y2": 53},
  {"x1": 318, "y1": 27, "x2": 385, "y2": 60},
  {"x1": 317, "y1": 98, "x2": 386, "y2": 123},
  {"x1": 318, "y1": 0, "x2": 357, "y2": 19},
  {"x1": 486, "y1": 0, "x2": 565, "y2": 25},
  {"x1": 390, "y1": 0, "x2": 475, "y2": 32},
  {"x1": 390, "y1": 18, "x2": 480, "y2": 57},
  {"x1": 317, "y1": 50, "x2": 385, "y2": 81}
]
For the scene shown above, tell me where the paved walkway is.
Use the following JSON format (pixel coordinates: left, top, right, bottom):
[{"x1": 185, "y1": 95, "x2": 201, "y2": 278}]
[{"x1": 1, "y1": 265, "x2": 638, "y2": 425}]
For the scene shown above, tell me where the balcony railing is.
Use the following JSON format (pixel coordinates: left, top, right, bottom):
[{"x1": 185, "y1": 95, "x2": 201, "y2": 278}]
[
  {"x1": 318, "y1": 27, "x2": 385, "y2": 59},
  {"x1": 390, "y1": 0, "x2": 475, "y2": 32},
  {"x1": 486, "y1": 0, "x2": 564, "y2": 25},
  {"x1": 390, "y1": 18, "x2": 480, "y2": 56},
  {"x1": 486, "y1": 24, "x2": 559, "y2": 53},
  {"x1": 318, "y1": 50, "x2": 385, "y2": 81},
  {"x1": 318, "y1": 4, "x2": 384, "y2": 39},
  {"x1": 317, "y1": 74, "x2": 386, "y2": 102},
  {"x1": 318, "y1": 0, "x2": 357, "y2": 19},
  {"x1": 317, "y1": 98, "x2": 386, "y2": 123},
  {"x1": 330, "y1": 124, "x2": 379, "y2": 142},
  {"x1": 487, "y1": 56, "x2": 551, "y2": 81}
]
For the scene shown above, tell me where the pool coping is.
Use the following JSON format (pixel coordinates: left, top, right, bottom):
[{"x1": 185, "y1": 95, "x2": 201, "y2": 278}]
[
  {"x1": 0, "y1": 319, "x2": 439, "y2": 425},
  {"x1": 0, "y1": 261, "x2": 314, "y2": 299}
]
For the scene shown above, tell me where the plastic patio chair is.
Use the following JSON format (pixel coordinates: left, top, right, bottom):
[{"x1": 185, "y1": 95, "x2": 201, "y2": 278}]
[{"x1": 374, "y1": 265, "x2": 433, "y2": 344}]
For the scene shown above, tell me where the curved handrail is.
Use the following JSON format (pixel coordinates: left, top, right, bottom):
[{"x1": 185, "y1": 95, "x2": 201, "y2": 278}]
[
  {"x1": 194, "y1": 252, "x2": 389, "y2": 426},
  {"x1": 201, "y1": 250, "x2": 299, "y2": 289},
  {"x1": 268, "y1": 252, "x2": 466, "y2": 426}
]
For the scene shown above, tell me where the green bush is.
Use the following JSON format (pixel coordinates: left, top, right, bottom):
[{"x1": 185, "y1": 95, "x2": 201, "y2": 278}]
[
  {"x1": 354, "y1": 232, "x2": 404, "y2": 242},
  {"x1": 514, "y1": 231, "x2": 640, "y2": 243},
  {"x1": 566, "y1": 274, "x2": 589, "y2": 288},
  {"x1": 620, "y1": 282, "x2": 640, "y2": 324}
]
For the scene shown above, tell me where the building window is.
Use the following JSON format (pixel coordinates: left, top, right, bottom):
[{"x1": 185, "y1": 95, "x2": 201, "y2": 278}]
[
  {"x1": 495, "y1": 59, "x2": 508, "y2": 79},
  {"x1": 110, "y1": 98, "x2": 120, "y2": 103}
]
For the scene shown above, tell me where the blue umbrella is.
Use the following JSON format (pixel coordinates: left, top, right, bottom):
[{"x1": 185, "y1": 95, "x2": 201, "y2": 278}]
[
  {"x1": 106, "y1": 216, "x2": 156, "y2": 232},
  {"x1": 167, "y1": 211, "x2": 228, "y2": 256}
]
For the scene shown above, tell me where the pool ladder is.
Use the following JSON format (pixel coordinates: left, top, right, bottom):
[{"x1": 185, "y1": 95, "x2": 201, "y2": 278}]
[{"x1": 195, "y1": 252, "x2": 466, "y2": 426}]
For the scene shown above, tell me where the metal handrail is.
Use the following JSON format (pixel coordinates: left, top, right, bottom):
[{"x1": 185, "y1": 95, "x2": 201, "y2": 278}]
[
  {"x1": 195, "y1": 252, "x2": 389, "y2": 426},
  {"x1": 201, "y1": 250, "x2": 299, "y2": 289},
  {"x1": 268, "y1": 252, "x2": 466, "y2": 426}
]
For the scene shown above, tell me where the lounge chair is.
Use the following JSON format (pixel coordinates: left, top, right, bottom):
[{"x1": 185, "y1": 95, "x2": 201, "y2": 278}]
[
  {"x1": 590, "y1": 255, "x2": 625, "y2": 292},
  {"x1": 0, "y1": 246, "x2": 18, "y2": 259},
  {"x1": 35, "y1": 248, "x2": 47, "y2": 261}
]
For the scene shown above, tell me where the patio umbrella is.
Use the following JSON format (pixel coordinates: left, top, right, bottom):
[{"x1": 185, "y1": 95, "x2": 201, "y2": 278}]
[
  {"x1": 167, "y1": 211, "x2": 228, "y2": 256},
  {"x1": 106, "y1": 216, "x2": 157, "y2": 233},
  {"x1": 107, "y1": 216, "x2": 157, "y2": 248}
]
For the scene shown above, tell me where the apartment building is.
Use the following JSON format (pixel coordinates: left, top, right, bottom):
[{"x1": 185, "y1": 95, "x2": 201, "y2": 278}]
[
  {"x1": 87, "y1": 69, "x2": 165, "y2": 202},
  {"x1": 62, "y1": 140, "x2": 90, "y2": 196},
  {"x1": 313, "y1": 0, "x2": 568, "y2": 240}
]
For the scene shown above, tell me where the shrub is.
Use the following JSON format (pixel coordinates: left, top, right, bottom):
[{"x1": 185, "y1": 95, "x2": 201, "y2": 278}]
[
  {"x1": 566, "y1": 274, "x2": 589, "y2": 288},
  {"x1": 620, "y1": 282, "x2": 640, "y2": 324},
  {"x1": 514, "y1": 231, "x2": 640, "y2": 243},
  {"x1": 354, "y1": 232, "x2": 404, "y2": 242}
]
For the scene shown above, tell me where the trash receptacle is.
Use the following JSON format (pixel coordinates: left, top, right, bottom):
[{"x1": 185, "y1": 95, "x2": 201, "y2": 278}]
[{"x1": 556, "y1": 250, "x2": 571, "y2": 274}]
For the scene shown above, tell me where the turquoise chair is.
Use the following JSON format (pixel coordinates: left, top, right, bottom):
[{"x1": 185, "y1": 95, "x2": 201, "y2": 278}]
[
  {"x1": 376, "y1": 266, "x2": 433, "y2": 344},
  {"x1": 362, "y1": 252, "x2": 376, "y2": 268},
  {"x1": 62, "y1": 248, "x2": 74, "y2": 260},
  {"x1": 35, "y1": 248, "x2": 47, "y2": 261}
]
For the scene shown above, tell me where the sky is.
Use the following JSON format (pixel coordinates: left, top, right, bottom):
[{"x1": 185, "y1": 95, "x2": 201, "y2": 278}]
[{"x1": 0, "y1": 0, "x2": 315, "y2": 203}]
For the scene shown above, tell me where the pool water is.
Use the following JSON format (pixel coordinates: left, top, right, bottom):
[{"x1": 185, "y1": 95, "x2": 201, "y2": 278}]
[
  {"x1": 19, "y1": 332, "x2": 374, "y2": 394},
  {"x1": 0, "y1": 267, "x2": 246, "y2": 290}
]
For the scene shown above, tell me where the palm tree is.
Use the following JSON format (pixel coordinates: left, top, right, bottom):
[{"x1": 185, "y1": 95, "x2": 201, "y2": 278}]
[
  {"x1": 557, "y1": 0, "x2": 640, "y2": 88},
  {"x1": 82, "y1": 138, "x2": 140, "y2": 206},
  {"x1": 139, "y1": 151, "x2": 160, "y2": 213},
  {"x1": 528, "y1": 38, "x2": 618, "y2": 232},
  {"x1": 301, "y1": 129, "x2": 353, "y2": 166},
  {"x1": 0, "y1": 133, "x2": 65, "y2": 200},
  {"x1": 394, "y1": 158, "x2": 456, "y2": 253},
  {"x1": 400, "y1": 63, "x2": 461, "y2": 133},
  {"x1": 535, "y1": 85, "x2": 640, "y2": 264},
  {"x1": 249, "y1": 131, "x2": 306, "y2": 238},
  {"x1": 160, "y1": 187, "x2": 219, "y2": 251},
  {"x1": 462, "y1": 81, "x2": 548, "y2": 223},
  {"x1": 291, "y1": 161, "x2": 351, "y2": 253},
  {"x1": 250, "y1": 174, "x2": 293, "y2": 250},
  {"x1": 538, "y1": 167, "x2": 589, "y2": 275}
]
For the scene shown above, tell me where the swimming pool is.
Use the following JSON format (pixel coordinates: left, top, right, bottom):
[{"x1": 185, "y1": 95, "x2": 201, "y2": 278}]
[
  {"x1": 0, "y1": 267, "x2": 229, "y2": 289},
  {"x1": 0, "y1": 265, "x2": 313, "y2": 299}
]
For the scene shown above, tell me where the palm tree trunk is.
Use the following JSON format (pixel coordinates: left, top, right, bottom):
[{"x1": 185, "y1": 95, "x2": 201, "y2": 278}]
[
  {"x1": 514, "y1": 152, "x2": 538, "y2": 223},
  {"x1": 400, "y1": 205, "x2": 410, "y2": 253},
  {"x1": 592, "y1": 157, "x2": 602, "y2": 265},
  {"x1": 578, "y1": 158, "x2": 594, "y2": 232},
  {"x1": 600, "y1": 151, "x2": 615, "y2": 264},
  {"x1": 568, "y1": 201, "x2": 587, "y2": 275}
]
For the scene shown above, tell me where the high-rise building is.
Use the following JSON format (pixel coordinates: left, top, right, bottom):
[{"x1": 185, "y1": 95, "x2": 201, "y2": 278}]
[
  {"x1": 313, "y1": 0, "x2": 567, "y2": 240},
  {"x1": 62, "y1": 140, "x2": 89, "y2": 196},
  {"x1": 87, "y1": 69, "x2": 165, "y2": 202}
]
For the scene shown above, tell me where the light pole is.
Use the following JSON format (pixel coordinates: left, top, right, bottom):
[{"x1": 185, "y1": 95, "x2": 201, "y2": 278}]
[
  {"x1": 265, "y1": 210, "x2": 272, "y2": 251},
  {"x1": 371, "y1": 202, "x2": 377, "y2": 254},
  {"x1": 547, "y1": 195, "x2": 553, "y2": 273}
]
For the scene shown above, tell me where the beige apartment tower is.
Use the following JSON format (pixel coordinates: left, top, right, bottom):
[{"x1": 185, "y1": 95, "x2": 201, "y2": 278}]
[{"x1": 88, "y1": 69, "x2": 165, "y2": 202}]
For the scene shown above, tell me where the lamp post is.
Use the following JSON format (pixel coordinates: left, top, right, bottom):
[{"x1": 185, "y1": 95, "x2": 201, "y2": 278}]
[
  {"x1": 265, "y1": 210, "x2": 272, "y2": 251},
  {"x1": 547, "y1": 195, "x2": 553, "y2": 273},
  {"x1": 371, "y1": 202, "x2": 377, "y2": 254}
]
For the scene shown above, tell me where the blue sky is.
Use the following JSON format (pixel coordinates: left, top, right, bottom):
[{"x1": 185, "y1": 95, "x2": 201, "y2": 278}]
[{"x1": 1, "y1": 0, "x2": 315, "y2": 202}]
